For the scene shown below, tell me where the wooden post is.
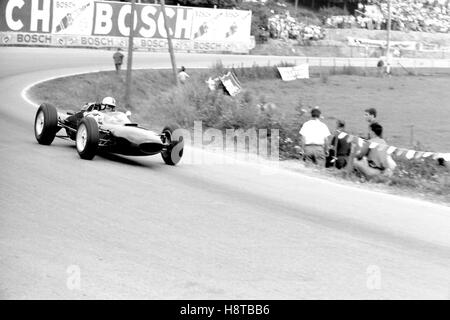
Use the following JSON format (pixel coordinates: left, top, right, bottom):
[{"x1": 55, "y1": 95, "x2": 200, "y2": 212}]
[
  {"x1": 160, "y1": 0, "x2": 179, "y2": 86},
  {"x1": 125, "y1": 0, "x2": 136, "y2": 108},
  {"x1": 386, "y1": 0, "x2": 392, "y2": 62}
]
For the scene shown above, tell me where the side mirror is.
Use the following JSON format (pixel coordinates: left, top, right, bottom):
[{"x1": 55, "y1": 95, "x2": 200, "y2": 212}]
[{"x1": 125, "y1": 110, "x2": 132, "y2": 117}]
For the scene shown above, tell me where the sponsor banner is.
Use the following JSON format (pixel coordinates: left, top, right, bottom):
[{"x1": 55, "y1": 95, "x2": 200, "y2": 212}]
[
  {"x1": 191, "y1": 8, "x2": 251, "y2": 42},
  {"x1": 0, "y1": 31, "x2": 61, "y2": 46},
  {"x1": 0, "y1": 31, "x2": 252, "y2": 52},
  {"x1": 347, "y1": 36, "x2": 418, "y2": 51},
  {"x1": 53, "y1": 0, "x2": 94, "y2": 35},
  {"x1": 0, "y1": 0, "x2": 252, "y2": 53},
  {"x1": 91, "y1": 1, "x2": 193, "y2": 39},
  {"x1": 278, "y1": 64, "x2": 309, "y2": 81}
]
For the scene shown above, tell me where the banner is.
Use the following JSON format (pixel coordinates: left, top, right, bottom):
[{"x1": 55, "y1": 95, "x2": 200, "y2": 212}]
[
  {"x1": 220, "y1": 71, "x2": 241, "y2": 96},
  {"x1": 0, "y1": 0, "x2": 253, "y2": 53},
  {"x1": 278, "y1": 64, "x2": 309, "y2": 81},
  {"x1": 347, "y1": 36, "x2": 418, "y2": 51},
  {"x1": 335, "y1": 132, "x2": 450, "y2": 163}
]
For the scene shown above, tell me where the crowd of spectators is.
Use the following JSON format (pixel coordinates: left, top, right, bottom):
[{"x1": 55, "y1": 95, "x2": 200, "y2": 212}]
[
  {"x1": 299, "y1": 107, "x2": 397, "y2": 180},
  {"x1": 268, "y1": 11, "x2": 326, "y2": 41},
  {"x1": 325, "y1": 0, "x2": 450, "y2": 33}
]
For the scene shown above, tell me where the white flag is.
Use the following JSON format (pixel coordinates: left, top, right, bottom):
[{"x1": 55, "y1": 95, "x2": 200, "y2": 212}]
[
  {"x1": 386, "y1": 146, "x2": 396, "y2": 155},
  {"x1": 405, "y1": 150, "x2": 415, "y2": 160}
]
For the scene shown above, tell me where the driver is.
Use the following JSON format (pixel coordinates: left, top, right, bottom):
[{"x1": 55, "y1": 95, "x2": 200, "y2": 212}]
[{"x1": 100, "y1": 96, "x2": 116, "y2": 112}]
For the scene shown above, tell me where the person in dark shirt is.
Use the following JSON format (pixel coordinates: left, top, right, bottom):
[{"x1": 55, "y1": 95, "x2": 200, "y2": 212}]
[
  {"x1": 353, "y1": 122, "x2": 396, "y2": 179},
  {"x1": 113, "y1": 48, "x2": 124, "y2": 74},
  {"x1": 364, "y1": 107, "x2": 379, "y2": 139},
  {"x1": 326, "y1": 120, "x2": 351, "y2": 169}
]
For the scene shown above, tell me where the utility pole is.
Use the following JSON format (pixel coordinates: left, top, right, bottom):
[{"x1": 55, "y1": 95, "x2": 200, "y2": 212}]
[
  {"x1": 295, "y1": 0, "x2": 298, "y2": 12},
  {"x1": 386, "y1": 0, "x2": 391, "y2": 61},
  {"x1": 125, "y1": 0, "x2": 137, "y2": 108},
  {"x1": 160, "y1": 0, "x2": 179, "y2": 86}
]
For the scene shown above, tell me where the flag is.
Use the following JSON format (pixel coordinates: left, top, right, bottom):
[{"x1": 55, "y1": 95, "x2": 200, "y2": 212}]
[
  {"x1": 405, "y1": 150, "x2": 416, "y2": 160},
  {"x1": 386, "y1": 146, "x2": 396, "y2": 155},
  {"x1": 369, "y1": 142, "x2": 379, "y2": 149}
]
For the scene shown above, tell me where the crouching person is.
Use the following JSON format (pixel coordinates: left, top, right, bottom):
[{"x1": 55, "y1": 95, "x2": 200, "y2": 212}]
[
  {"x1": 353, "y1": 123, "x2": 396, "y2": 179},
  {"x1": 326, "y1": 120, "x2": 351, "y2": 169}
]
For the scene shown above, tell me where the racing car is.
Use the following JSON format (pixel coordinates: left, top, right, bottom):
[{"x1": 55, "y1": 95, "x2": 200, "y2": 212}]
[{"x1": 33, "y1": 99, "x2": 184, "y2": 165}]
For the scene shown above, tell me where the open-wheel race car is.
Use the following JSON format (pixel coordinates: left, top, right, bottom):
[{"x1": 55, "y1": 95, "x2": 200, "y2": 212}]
[{"x1": 33, "y1": 98, "x2": 184, "y2": 165}]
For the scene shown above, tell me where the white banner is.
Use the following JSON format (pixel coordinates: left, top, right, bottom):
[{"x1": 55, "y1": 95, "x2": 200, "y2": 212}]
[{"x1": 278, "y1": 64, "x2": 309, "y2": 81}]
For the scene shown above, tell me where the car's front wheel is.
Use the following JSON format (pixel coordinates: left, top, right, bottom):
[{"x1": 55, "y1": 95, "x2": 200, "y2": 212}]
[
  {"x1": 34, "y1": 103, "x2": 58, "y2": 145},
  {"x1": 161, "y1": 125, "x2": 184, "y2": 166},
  {"x1": 76, "y1": 117, "x2": 99, "y2": 160}
]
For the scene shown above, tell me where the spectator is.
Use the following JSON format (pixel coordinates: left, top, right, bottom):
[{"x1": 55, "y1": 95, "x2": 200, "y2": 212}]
[
  {"x1": 377, "y1": 58, "x2": 385, "y2": 77},
  {"x1": 113, "y1": 48, "x2": 124, "y2": 74},
  {"x1": 352, "y1": 123, "x2": 396, "y2": 179},
  {"x1": 326, "y1": 120, "x2": 352, "y2": 169},
  {"x1": 385, "y1": 59, "x2": 392, "y2": 76},
  {"x1": 364, "y1": 107, "x2": 379, "y2": 139},
  {"x1": 299, "y1": 107, "x2": 331, "y2": 166},
  {"x1": 178, "y1": 66, "x2": 190, "y2": 84}
]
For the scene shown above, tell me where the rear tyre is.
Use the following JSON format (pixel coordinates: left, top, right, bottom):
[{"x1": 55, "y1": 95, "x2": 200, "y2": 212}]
[
  {"x1": 161, "y1": 125, "x2": 184, "y2": 166},
  {"x1": 34, "y1": 103, "x2": 58, "y2": 145},
  {"x1": 76, "y1": 117, "x2": 99, "y2": 160}
]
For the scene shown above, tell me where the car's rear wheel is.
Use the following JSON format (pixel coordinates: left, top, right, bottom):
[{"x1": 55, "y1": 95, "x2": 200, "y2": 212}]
[
  {"x1": 161, "y1": 125, "x2": 184, "y2": 166},
  {"x1": 76, "y1": 117, "x2": 99, "y2": 160},
  {"x1": 34, "y1": 103, "x2": 58, "y2": 145}
]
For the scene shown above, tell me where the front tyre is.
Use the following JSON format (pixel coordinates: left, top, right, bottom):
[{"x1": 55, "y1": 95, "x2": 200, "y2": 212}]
[
  {"x1": 76, "y1": 117, "x2": 99, "y2": 160},
  {"x1": 34, "y1": 103, "x2": 58, "y2": 145},
  {"x1": 161, "y1": 125, "x2": 184, "y2": 166}
]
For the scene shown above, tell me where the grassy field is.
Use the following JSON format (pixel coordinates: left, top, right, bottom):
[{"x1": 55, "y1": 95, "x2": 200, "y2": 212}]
[
  {"x1": 30, "y1": 69, "x2": 450, "y2": 153},
  {"x1": 243, "y1": 74, "x2": 450, "y2": 153}
]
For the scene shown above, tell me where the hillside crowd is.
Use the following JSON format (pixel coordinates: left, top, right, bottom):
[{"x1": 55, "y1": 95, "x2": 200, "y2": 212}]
[
  {"x1": 326, "y1": 0, "x2": 450, "y2": 33},
  {"x1": 268, "y1": 11, "x2": 326, "y2": 41}
]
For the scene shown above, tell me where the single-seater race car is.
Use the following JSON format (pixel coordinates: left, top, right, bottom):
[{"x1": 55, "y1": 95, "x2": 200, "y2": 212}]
[{"x1": 33, "y1": 99, "x2": 184, "y2": 165}]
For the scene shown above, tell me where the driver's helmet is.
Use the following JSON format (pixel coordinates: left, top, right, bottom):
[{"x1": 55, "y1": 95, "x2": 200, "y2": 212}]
[{"x1": 101, "y1": 96, "x2": 116, "y2": 111}]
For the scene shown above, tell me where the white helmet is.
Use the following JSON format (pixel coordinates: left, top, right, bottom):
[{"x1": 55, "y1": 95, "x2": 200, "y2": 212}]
[{"x1": 101, "y1": 97, "x2": 116, "y2": 110}]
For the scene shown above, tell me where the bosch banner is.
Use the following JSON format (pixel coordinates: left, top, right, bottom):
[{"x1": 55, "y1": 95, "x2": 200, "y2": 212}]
[{"x1": 0, "y1": 0, "x2": 253, "y2": 53}]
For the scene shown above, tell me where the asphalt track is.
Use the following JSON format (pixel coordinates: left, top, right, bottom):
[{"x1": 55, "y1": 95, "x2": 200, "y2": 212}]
[{"x1": 0, "y1": 47, "x2": 449, "y2": 299}]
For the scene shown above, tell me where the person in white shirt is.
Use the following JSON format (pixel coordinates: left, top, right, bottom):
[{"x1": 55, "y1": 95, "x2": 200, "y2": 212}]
[
  {"x1": 177, "y1": 66, "x2": 190, "y2": 84},
  {"x1": 299, "y1": 107, "x2": 331, "y2": 166}
]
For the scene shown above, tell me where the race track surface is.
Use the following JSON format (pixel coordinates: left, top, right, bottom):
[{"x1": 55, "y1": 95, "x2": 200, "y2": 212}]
[{"x1": 0, "y1": 47, "x2": 449, "y2": 299}]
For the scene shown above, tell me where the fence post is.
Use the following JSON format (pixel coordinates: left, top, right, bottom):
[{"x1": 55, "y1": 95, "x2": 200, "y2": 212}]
[{"x1": 409, "y1": 125, "x2": 414, "y2": 147}]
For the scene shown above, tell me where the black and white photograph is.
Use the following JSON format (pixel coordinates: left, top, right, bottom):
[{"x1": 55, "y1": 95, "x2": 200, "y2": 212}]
[{"x1": 0, "y1": 0, "x2": 449, "y2": 303}]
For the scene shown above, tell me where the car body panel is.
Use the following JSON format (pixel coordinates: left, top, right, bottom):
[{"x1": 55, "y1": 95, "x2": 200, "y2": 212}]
[{"x1": 57, "y1": 102, "x2": 167, "y2": 156}]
